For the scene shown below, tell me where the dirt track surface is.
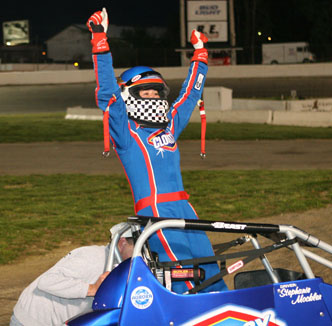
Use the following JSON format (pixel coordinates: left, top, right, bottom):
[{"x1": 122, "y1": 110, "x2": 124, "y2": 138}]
[
  {"x1": 1, "y1": 139, "x2": 332, "y2": 325},
  {"x1": 1, "y1": 139, "x2": 332, "y2": 175},
  {"x1": 1, "y1": 206, "x2": 332, "y2": 326}
]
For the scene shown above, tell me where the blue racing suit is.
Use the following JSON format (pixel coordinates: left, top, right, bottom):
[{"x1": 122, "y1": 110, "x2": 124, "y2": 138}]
[{"x1": 93, "y1": 52, "x2": 228, "y2": 293}]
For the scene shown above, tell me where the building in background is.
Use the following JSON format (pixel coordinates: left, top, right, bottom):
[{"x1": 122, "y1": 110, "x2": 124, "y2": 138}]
[
  {"x1": 45, "y1": 24, "x2": 167, "y2": 67},
  {"x1": 45, "y1": 25, "x2": 91, "y2": 63}
]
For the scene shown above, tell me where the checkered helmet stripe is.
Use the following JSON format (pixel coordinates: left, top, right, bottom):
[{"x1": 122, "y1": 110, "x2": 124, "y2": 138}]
[{"x1": 125, "y1": 94, "x2": 169, "y2": 124}]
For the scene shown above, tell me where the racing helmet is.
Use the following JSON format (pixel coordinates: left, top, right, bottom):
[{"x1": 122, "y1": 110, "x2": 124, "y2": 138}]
[{"x1": 118, "y1": 66, "x2": 170, "y2": 128}]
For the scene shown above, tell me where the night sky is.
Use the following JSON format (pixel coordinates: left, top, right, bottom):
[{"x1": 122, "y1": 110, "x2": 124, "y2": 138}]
[
  {"x1": 0, "y1": 1, "x2": 179, "y2": 43},
  {"x1": 2, "y1": 1, "x2": 332, "y2": 62}
]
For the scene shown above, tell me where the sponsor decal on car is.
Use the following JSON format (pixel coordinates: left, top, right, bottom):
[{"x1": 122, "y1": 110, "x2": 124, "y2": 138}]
[
  {"x1": 277, "y1": 283, "x2": 322, "y2": 305},
  {"x1": 131, "y1": 286, "x2": 154, "y2": 310},
  {"x1": 227, "y1": 260, "x2": 244, "y2": 274},
  {"x1": 180, "y1": 305, "x2": 286, "y2": 326},
  {"x1": 212, "y1": 222, "x2": 247, "y2": 230}
]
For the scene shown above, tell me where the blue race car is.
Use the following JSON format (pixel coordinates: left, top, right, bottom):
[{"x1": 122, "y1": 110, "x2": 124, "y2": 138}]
[{"x1": 67, "y1": 216, "x2": 332, "y2": 326}]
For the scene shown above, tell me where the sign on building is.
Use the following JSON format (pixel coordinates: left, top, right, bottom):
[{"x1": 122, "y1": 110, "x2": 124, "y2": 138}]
[
  {"x1": 3, "y1": 20, "x2": 30, "y2": 46},
  {"x1": 187, "y1": 1, "x2": 228, "y2": 42}
]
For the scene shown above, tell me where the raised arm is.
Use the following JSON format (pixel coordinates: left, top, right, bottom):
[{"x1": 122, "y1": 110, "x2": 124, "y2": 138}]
[
  {"x1": 87, "y1": 8, "x2": 131, "y2": 151},
  {"x1": 87, "y1": 8, "x2": 119, "y2": 112},
  {"x1": 169, "y1": 30, "x2": 208, "y2": 139}
]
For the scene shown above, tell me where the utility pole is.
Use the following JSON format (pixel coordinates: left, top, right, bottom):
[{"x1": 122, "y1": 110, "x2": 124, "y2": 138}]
[
  {"x1": 228, "y1": 0, "x2": 237, "y2": 65},
  {"x1": 251, "y1": 0, "x2": 256, "y2": 64},
  {"x1": 179, "y1": 0, "x2": 187, "y2": 66}
]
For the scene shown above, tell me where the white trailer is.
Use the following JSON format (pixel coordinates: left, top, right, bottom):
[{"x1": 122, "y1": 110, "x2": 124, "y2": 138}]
[{"x1": 262, "y1": 42, "x2": 315, "y2": 64}]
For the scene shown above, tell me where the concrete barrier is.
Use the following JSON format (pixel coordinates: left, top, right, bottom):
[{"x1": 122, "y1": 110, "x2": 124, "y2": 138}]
[
  {"x1": 232, "y1": 99, "x2": 286, "y2": 111},
  {"x1": 65, "y1": 106, "x2": 332, "y2": 127},
  {"x1": 3, "y1": 61, "x2": 332, "y2": 127},
  {"x1": 65, "y1": 107, "x2": 102, "y2": 120},
  {"x1": 66, "y1": 94, "x2": 332, "y2": 128},
  {"x1": 64, "y1": 83, "x2": 332, "y2": 127},
  {"x1": 65, "y1": 105, "x2": 223, "y2": 124},
  {"x1": 190, "y1": 108, "x2": 221, "y2": 123},
  {"x1": 286, "y1": 98, "x2": 332, "y2": 112},
  {"x1": 203, "y1": 86, "x2": 233, "y2": 111},
  {"x1": 273, "y1": 111, "x2": 332, "y2": 127},
  {"x1": 232, "y1": 98, "x2": 332, "y2": 113},
  {"x1": 2, "y1": 62, "x2": 332, "y2": 85},
  {"x1": 0, "y1": 63, "x2": 78, "y2": 72},
  {"x1": 206, "y1": 62, "x2": 332, "y2": 79},
  {"x1": 219, "y1": 109, "x2": 273, "y2": 124},
  {"x1": 0, "y1": 69, "x2": 96, "y2": 85}
]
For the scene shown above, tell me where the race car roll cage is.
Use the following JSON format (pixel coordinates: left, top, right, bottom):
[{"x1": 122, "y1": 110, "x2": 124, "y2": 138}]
[{"x1": 107, "y1": 216, "x2": 332, "y2": 292}]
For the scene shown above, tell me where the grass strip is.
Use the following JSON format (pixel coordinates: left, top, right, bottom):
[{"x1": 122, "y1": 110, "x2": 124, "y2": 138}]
[
  {"x1": 1, "y1": 170, "x2": 332, "y2": 264},
  {"x1": 2, "y1": 113, "x2": 332, "y2": 142},
  {"x1": 0, "y1": 113, "x2": 103, "y2": 143}
]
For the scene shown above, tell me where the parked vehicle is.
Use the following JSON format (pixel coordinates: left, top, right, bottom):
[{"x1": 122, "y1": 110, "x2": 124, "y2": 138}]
[
  {"x1": 262, "y1": 42, "x2": 315, "y2": 64},
  {"x1": 67, "y1": 216, "x2": 332, "y2": 326}
]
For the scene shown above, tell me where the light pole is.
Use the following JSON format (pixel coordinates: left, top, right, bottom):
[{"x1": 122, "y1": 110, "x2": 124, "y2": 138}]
[
  {"x1": 229, "y1": 0, "x2": 237, "y2": 64},
  {"x1": 179, "y1": 0, "x2": 187, "y2": 66}
]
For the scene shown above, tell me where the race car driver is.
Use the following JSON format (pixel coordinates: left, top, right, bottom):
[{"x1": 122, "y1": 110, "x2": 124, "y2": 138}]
[{"x1": 87, "y1": 8, "x2": 228, "y2": 294}]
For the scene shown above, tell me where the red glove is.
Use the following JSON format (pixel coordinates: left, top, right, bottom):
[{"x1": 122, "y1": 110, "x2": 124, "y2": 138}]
[
  {"x1": 86, "y1": 8, "x2": 110, "y2": 53},
  {"x1": 190, "y1": 30, "x2": 208, "y2": 64}
]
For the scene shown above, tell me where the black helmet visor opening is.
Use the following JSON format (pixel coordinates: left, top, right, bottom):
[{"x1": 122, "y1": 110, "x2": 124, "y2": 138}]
[{"x1": 129, "y1": 83, "x2": 169, "y2": 100}]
